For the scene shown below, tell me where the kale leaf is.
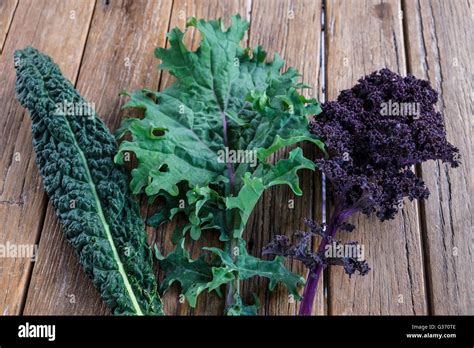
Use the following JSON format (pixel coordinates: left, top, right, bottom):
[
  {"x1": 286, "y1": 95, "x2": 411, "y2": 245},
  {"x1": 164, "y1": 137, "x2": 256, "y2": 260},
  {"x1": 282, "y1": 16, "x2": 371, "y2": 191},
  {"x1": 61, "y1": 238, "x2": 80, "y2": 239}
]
[
  {"x1": 310, "y1": 68, "x2": 460, "y2": 221},
  {"x1": 266, "y1": 68, "x2": 460, "y2": 315},
  {"x1": 116, "y1": 15, "x2": 322, "y2": 313},
  {"x1": 15, "y1": 47, "x2": 163, "y2": 315}
]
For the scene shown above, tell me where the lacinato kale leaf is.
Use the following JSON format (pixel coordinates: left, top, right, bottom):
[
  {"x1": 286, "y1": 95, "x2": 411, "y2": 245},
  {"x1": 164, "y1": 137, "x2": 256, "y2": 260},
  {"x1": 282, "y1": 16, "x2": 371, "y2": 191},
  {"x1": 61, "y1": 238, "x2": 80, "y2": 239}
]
[
  {"x1": 116, "y1": 15, "x2": 323, "y2": 313},
  {"x1": 14, "y1": 47, "x2": 163, "y2": 315}
]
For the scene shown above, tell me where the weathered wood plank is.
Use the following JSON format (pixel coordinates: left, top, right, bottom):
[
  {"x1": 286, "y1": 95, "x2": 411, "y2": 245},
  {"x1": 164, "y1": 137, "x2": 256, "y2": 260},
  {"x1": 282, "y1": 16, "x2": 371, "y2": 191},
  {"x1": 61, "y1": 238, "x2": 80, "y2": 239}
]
[
  {"x1": 0, "y1": 0, "x2": 18, "y2": 55},
  {"x1": 325, "y1": 0, "x2": 428, "y2": 315},
  {"x1": 245, "y1": 0, "x2": 325, "y2": 315},
  {"x1": 23, "y1": 0, "x2": 173, "y2": 315},
  {"x1": 0, "y1": 0, "x2": 95, "y2": 315},
  {"x1": 403, "y1": 0, "x2": 473, "y2": 314},
  {"x1": 153, "y1": 0, "x2": 251, "y2": 316}
]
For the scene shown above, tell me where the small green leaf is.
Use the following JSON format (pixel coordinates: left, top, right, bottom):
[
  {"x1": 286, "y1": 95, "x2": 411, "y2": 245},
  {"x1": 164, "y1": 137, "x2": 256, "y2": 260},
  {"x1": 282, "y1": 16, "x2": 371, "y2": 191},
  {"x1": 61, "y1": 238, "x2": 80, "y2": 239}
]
[
  {"x1": 205, "y1": 240, "x2": 304, "y2": 300},
  {"x1": 226, "y1": 293, "x2": 260, "y2": 316},
  {"x1": 157, "y1": 243, "x2": 232, "y2": 307}
]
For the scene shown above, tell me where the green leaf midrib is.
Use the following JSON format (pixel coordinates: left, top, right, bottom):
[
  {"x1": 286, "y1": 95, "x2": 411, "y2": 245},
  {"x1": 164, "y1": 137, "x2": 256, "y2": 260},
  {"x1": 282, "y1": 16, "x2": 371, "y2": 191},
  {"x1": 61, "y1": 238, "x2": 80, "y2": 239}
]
[{"x1": 38, "y1": 68, "x2": 144, "y2": 315}]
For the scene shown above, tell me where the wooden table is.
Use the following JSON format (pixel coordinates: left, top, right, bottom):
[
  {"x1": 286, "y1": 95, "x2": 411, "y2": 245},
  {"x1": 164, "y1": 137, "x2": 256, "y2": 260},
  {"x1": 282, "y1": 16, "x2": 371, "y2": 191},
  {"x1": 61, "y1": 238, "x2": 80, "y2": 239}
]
[{"x1": 0, "y1": 0, "x2": 472, "y2": 315}]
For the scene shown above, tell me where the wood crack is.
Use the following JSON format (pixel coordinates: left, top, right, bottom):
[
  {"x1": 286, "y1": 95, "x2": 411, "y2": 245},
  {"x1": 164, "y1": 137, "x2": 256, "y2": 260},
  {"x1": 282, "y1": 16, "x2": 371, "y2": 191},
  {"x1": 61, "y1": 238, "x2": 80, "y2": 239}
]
[
  {"x1": 0, "y1": 198, "x2": 24, "y2": 206},
  {"x1": 401, "y1": 210, "x2": 416, "y2": 315},
  {"x1": 416, "y1": 0, "x2": 429, "y2": 76}
]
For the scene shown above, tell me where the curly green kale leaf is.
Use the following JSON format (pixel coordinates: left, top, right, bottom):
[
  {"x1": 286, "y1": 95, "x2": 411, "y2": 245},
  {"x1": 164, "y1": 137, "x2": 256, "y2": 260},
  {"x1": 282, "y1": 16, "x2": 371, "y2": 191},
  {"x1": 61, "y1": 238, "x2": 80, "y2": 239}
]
[
  {"x1": 115, "y1": 15, "x2": 323, "y2": 313},
  {"x1": 205, "y1": 240, "x2": 304, "y2": 299},
  {"x1": 156, "y1": 239, "x2": 303, "y2": 309},
  {"x1": 15, "y1": 47, "x2": 163, "y2": 315},
  {"x1": 154, "y1": 242, "x2": 231, "y2": 307}
]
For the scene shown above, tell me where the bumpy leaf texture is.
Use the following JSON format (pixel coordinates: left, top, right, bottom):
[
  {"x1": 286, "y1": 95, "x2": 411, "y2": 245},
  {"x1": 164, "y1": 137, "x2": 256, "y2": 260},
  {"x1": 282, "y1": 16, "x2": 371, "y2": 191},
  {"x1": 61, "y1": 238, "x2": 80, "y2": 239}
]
[
  {"x1": 15, "y1": 47, "x2": 163, "y2": 315},
  {"x1": 116, "y1": 15, "x2": 323, "y2": 311},
  {"x1": 309, "y1": 68, "x2": 460, "y2": 220},
  {"x1": 265, "y1": 69, "x2": 460, "y2": 316}
]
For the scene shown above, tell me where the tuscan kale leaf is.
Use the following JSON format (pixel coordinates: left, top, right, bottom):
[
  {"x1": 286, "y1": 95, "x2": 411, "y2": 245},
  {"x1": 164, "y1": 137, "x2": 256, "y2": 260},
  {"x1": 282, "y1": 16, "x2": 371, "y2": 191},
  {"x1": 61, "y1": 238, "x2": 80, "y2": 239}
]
[{"x1": 15, "y1": 47, "x2": 163, "y2": 315}]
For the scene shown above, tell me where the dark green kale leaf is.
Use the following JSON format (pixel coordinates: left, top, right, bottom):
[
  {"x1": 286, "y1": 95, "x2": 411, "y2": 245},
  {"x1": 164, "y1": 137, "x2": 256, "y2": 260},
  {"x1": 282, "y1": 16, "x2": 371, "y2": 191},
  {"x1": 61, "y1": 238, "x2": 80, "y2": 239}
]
[{"x1": 14, "y1": 47, "x2": 163, "y2": 315}]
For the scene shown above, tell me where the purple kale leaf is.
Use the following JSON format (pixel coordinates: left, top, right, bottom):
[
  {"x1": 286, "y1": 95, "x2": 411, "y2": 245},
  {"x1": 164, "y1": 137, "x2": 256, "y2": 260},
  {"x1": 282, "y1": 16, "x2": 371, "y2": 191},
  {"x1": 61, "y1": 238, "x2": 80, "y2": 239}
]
[
  {"x1": 310, "y1": 68, "x2": 460, "y2": 220},
  {"x1": 265, "y1": 68, "x2": 460, "y2": 315},
  {"x1": 263, "y1": 220, "x2": 369, "y2": 277}
]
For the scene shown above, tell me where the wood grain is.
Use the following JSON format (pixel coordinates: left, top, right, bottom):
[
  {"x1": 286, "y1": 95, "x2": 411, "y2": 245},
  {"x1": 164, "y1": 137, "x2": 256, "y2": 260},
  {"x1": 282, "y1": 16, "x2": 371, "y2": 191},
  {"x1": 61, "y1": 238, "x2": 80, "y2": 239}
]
[
  {"x1": 244, "y1": 0, "x2": 325, "y2": 315},
  {"x1": 403, "y1": 0, "x2": 473, "y2": 314},
  {"x1": 325, "y1": 0, "x2": 428, "y2": 315},
  {"x1": 23, "y1": 0, "x2": 173, "y2": 315},
  {"x1": 0, "y1": 0, "x2": 95, "y2": 315},
  {"x1": 0, "y1": 0, "x2": 18, "y2": 54}
]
